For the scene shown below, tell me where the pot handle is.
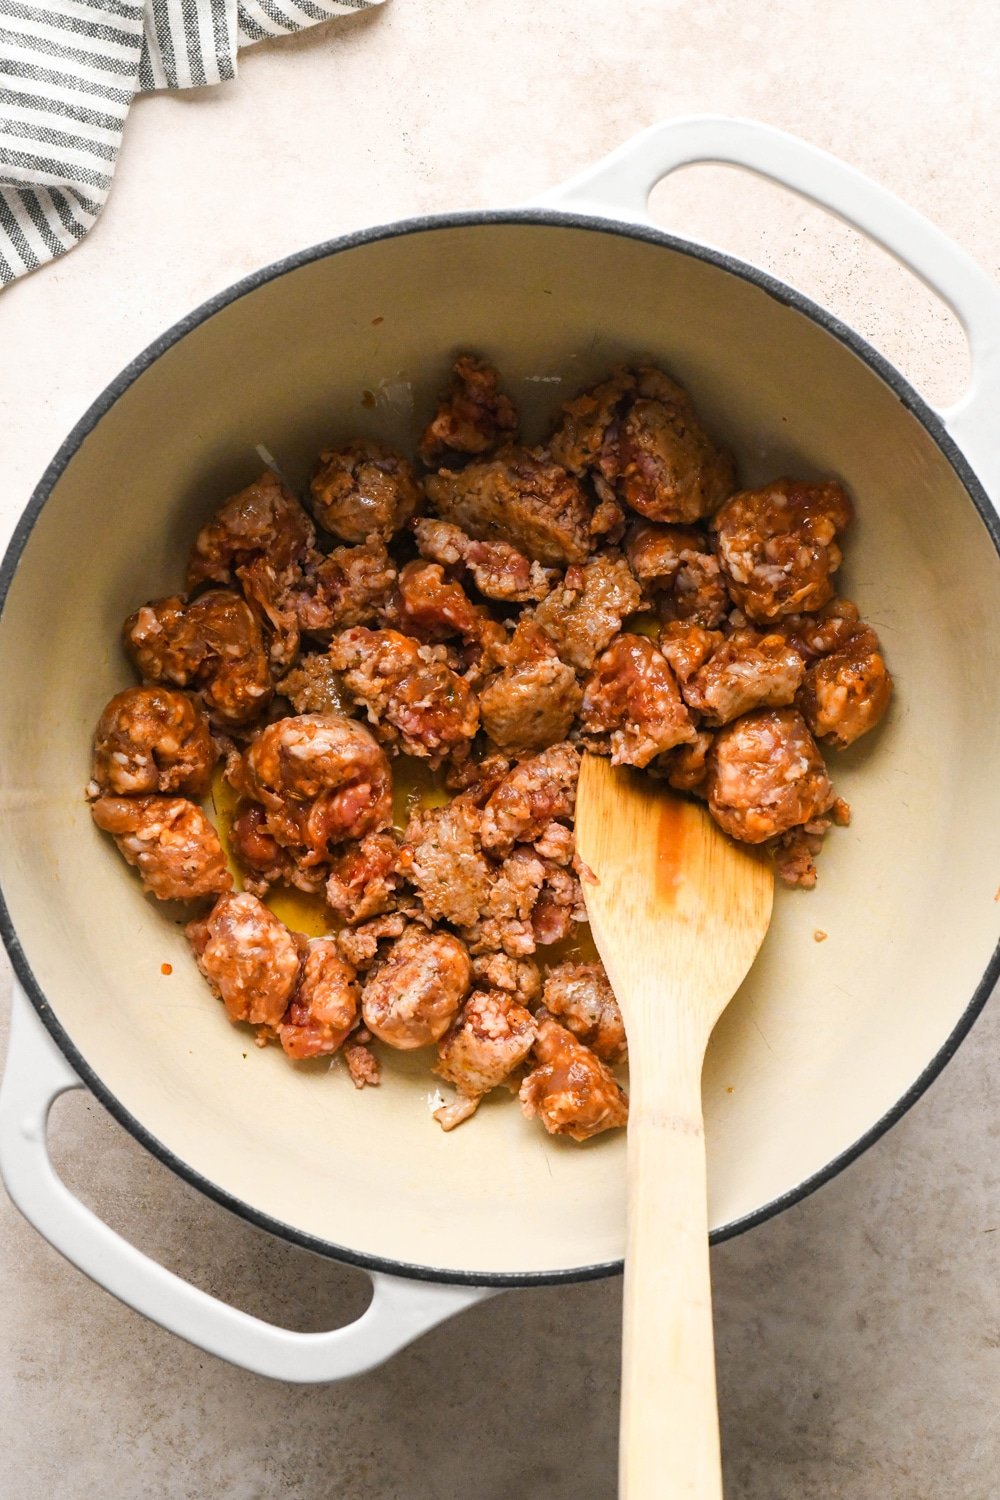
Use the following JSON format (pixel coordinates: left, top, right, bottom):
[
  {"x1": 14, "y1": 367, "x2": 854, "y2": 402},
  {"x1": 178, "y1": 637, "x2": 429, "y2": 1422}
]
[
  {"x1": 535, "y1": 115, "x2": 1000, "y2": 500},
  {"x1": 0, "y1": 983, "x2": 493, "y2": 1382}
]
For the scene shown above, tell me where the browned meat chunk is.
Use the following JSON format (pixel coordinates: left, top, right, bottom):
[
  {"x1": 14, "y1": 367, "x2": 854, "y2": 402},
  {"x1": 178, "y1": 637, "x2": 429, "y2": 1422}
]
[
  {"x1": 278, "y1": 938, "x2": 360, "y2": 1059},
  {"x1": 401, "y1": 793, "x2": 491, "y2": 928},
  {"x1": 530, "y1": 861, "x2": 586, "y2": 946},
  {"x1": 325, "y1": 831, "x2": 402, "y2": 923},
  {"x1": 798, "y1": 625, "x2": 892, "y2": 749},
  {"x1": 90, "y1": 686, "x2": 216, "y2": 798},
  {"x1": 657, "y1": 730, "x2": 714, "y2": 797},
  {"x1": 231, "y1": 714, "x2": 392, "y2": 880},
  {"x1": 186, "y1": 472, "x2": 316, "y2": 673},
  {"x1": 187, "y1": 471, "x2": 315, "y2": 590},
  {"x1": 432, "y1": 989, "x2": 537, "y2": 1130},
  {"x1": 413, "y1": 517, "x2": 554, "y2": 602},
  {"x1": 480, "y1": 742, "x2": 580, "y2": 856},
  {"x1": 470, "y1": 951, "x2": 542, "y2": 1006},
  {"x1": 187, "y1": 891, "x2": 300, "y2": 1026},
  {"x1": 335, "y1": 911, "x2": 408, "y2": 970},
  {"x1": 92, "y1": 795, "x2": 232, "y2": 902},
  {"x1": 462, "y1": 850, "x2": 585, "y2": 958},
  {"x1": 277, "y1": 653, "x2": 349, "y2": 716},
  {"x1": 479, "y1": 654, "x2": 582, "y2": 757},
  {"x1": 581, "y1": 635, "x2": 696, "y2": 767},
  {"x1": 230, "y1": 801, "x2": 301, "y2": 894},
  {"x1": 626, "y1": 521, "x2": 728, "y2": 627},
  {"x1": 288, "y1": 538, "x2": 396, "y2": 642},
  {"x1": 706, "y1": 708, "x2": 835, "y2": 843},
  {"x1": 310, "y1": 440, "x2": 420, "y2": 544},
  {"x1": 424, "y1": 447, "x2": 593, "y2": 566},
  {"x1": 361, "y1": 924, "x2": 471, "y2": 1049},
  {"x1": 657, "y1": 621, "x2": 724, "y2": 684},
  {"x1": 445, "y1": 752, "x2": 513, "y2": 800},
  {"x1": 123, "y1": 590, "x2": 272, "y2": 730},
  {"x1": 681, "y1": 629, "x2": 805, "y2": 726},
  {"x1": 385, "y1": 560, "x2": 506, "y2": 655},
  {"x1": 711, "y1": 479, "x2": 853, "y2": 624},
  {"x1": 550, "y1": 365, "x2": 735, "y2": 525},
  {"x1": 773, "y1": 596, "x2": 862, "y2": 662},
  {"x1": 344, "y1": 1041, "x2": 380, "y2": 1088},
  {"x1": 519, "y1": 1016, "x2": 628, "y2": 1141},
  {"x1": 328, "y1": 627, "x2": 479, "y2": 765},
  {"x1": 419, "y1": 354, "x2": 518, "y2": 467},
  {"x1": 532, "y1": 553, "x2": 642, "y2": 672},
  {"x1": 541, "y1": 960, "x2": 626, "y2": 1063}
]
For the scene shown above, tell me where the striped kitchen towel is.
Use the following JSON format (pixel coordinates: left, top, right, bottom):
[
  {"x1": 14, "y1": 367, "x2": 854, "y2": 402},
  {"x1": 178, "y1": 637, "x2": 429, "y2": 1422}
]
[{"x1": 0, "y1": 0, "x2": 384, "y2": 286}]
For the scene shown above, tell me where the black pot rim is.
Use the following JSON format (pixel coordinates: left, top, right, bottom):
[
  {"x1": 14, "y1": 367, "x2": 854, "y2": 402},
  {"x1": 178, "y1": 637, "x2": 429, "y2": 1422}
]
[{"x1": 2, "y1": 207, "x2": 998, "y2": 1289}]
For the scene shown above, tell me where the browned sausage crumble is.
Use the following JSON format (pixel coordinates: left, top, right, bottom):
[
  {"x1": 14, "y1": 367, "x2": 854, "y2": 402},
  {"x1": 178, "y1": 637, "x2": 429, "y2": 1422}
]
[{"x1": 90, "y1": 353, "x2": 893, "y2": 1140}]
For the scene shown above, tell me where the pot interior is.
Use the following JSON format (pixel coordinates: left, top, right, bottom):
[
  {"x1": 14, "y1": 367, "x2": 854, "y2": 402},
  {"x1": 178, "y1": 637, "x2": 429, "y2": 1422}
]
[{"x1": 1, "y1": 219, "x2": 998, "y2": 1280}]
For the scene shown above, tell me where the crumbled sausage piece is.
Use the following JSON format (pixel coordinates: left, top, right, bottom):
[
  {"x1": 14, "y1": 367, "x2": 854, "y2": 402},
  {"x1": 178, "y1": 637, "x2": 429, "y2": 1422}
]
[
  {"x1": 625, "y1": 521, "x2": 705, "y2": 583},
  {"x1": 325, "y1": 831, "x2": 403, "y2": 923},
  {"x1": 480, "y1": 742, "x2": 580, "y2": 856},
  {"x1": 230, "y1": 801, "x2": 305, "y2": 894},
  {"x1": 433, "y1": 989, "x2": 537, "y2": 1130},
  {"x1": 711, "y1": 479, "x2": 853, "y2": 623},
  {"x1": 124, "y1": 589, "x2": 273, "y2": 730},
  {"x1": 445, "y1": 752, "x2": 513, "y2": 800},
  {"x1": 310, "y1": 440, "x2": 420, "y2": 544},
  {"x1": 419, "y1": 354, "x2": 518, "y2": 467},
  {"x1": 773, "y1": 596, "x2": 861, "y2": 662},
  {"x1": 706, "y1": 708, "x2": 835, "y2": 843},
  {"x1": 385, "y1": 560, "x2": 507, "y2": 655},
  {"x1": 344, "y1": 1042, "x2": 381, "y2": 1088},
  {"x1": 541, "y1": 960, "x2": 626, "y2": 1063},
  {"x1": 92, "y1": 794, "x2": 232, "y2": 901},
  {"x1": 425, "y1": 447, "x2": 594, "y2": 565},
  {"x1": 288, "y1": 538, "x2": 397, "y2": 642},
  {"x1": 626, "y1": 520, "x2": 728, "y2": 627},
  {"x1": 187, "y1": 891, "x2": 300, "y2": 1026},
  {"x1": 413, "y1": 517, "x2": 555, "y2": 602},
  {"x1": 461, "y1": 846, "x2": 546, "y2": 957},
  {"x1": 530, "y1": 861, "x2": 586, "y2": 946},
  {"x1": 550, "y1": 365, "x2": 735, "y2": 524},
  {"x1": 657, "y1": 621, "x2": 725, "y2": 684},
  {"x1": 519, "y1": 1015, "x2": 628, "y2": 1141},
  {"x1": 231, "y1": 714, "x2": 391, "y2": 880},
  {"x1": 277, "y1": 653, "x2": 350, "y2": 717},
  {"x1": 335, "y1": 911, "x2": 408, "y2": 970},
  {"x1": 90, "y1": 686, "x2": 216, "y2": 798},
  {"x1": 681, "y1": 629, "x2": 805, "y2": 726},
  {"x1": 328, "y1": 627, "x2": 479, "y2": 765},
  {"x1": 532, "y1": 553, "x2": 642, "y2": 672},
  {"x1": 361, "y1": 924, "x2": 471, "y2": 1049},
  {"x1": 277, "y1": 938, "x2": 360, "y2": 1059},
  {"x1": 187, "y1": 471, "x2": 315, "y2": 590},
  {"x1": 401, "y1": 793, "x2": 492, "y2": 928},
  {"x1": 470, "y1": 952, "x2": 542, "y2": 1007},
  {"x1": 581, "y1": 635, "x2": 696, "y2": 767},
  {"x1": 656, "y1": 730, "x2": 714, "y2": 797},
  {"x1": 479, "y1": 655, "x2": 582, "y2": 758},
  {"x1": 798, "y1": 624, "x2": 892, "y2": 749}
]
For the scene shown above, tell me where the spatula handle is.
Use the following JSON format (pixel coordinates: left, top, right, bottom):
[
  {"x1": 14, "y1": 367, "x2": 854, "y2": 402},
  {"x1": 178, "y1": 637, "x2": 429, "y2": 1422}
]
[{"x1": 620, "y1": 1073, "x2": 722, "y2": 1499}]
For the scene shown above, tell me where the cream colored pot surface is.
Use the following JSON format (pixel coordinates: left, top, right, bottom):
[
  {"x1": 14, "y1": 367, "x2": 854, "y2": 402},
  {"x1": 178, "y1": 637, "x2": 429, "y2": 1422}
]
[{"x1": 1, "y1": 217, "x2": 998, "y2": 1282}]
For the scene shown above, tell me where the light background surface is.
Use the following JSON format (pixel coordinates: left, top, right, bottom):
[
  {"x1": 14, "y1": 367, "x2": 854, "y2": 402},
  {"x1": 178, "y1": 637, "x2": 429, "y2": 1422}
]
[{"x1": 1, "y1": 2, "x2": 999, "y2": 1495}]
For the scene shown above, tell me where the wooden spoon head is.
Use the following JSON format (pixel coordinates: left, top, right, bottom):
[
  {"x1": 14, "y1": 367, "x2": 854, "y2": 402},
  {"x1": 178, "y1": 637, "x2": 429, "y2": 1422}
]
[{"x1": 575, "y1": 754, "x2": 774, "y2": 1042}]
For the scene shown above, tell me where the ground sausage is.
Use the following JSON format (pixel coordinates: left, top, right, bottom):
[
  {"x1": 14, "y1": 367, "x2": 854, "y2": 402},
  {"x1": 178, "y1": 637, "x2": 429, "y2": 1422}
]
[
  {"x1": 798, "y1": 624, "x2": 892, "y2": 749},
  {"x1": 424, "y1": 446, "x2": 594, "y2": 566},
  {"x1": 187, "y1": 470, "x2": 315, "y2": 590},
  {"x1": 288, "y1": 538, "x2": 397, "y2": 642},
  {"x1": 92, "y1": 795, "x2": 232, "y2": 902},
  {"x1": 328, "y1": 627, "x2": 479, "y2": 764},
  {"x1": 419, "y1": 354, "x2": 518, "y2": 467},
  {"x1": 187, "y1": 891, "x2": 300, "y2": 1026},
  {"x1": 325, "y1": 831, "x2": 403, "y2": 924},
  {"x1": 519, "y1": 1015, "x2": 628, "y2": 1141},
  {"x1": 706, "y1": 708, "x2": 835, "y2": 843},
  {"x1": 400, "y1": 793, "x2": 492, "y2": 928},
  {"x1": 532, "y1": 553, "x2": 642, "y2": 672},
  {"x1": 541, "y1": 960, "x2": 626, "y2": 1064},
  {"x1": 711, "y1": 479, "x2": 853, "y2": 623},
  {"x1": 90, "y1": 685, "x2": 216, "y2": 797},
  {"x1": 278, "y1": 938, "x2": 360, "y2": 1059},
  {"x1": 277, "y1": 653, "x2": 350, "y2": 717},
  {"x1": 581, "y1": 634, "x2": 696, "y2": 767},
  {"x1": 413, "y1": 517, "x2": 555, "y2": 602},
  {"x1": 480, "y1": 743, "x2": 579, "y2": 856},
  {"x1": 310, "y1": 440, "x2": 420, "y2": 544},
  {"x1": 361, "y1": 924, "x2": 472, "y2": 1049},
  {"x1": 681, "y1": 629, "x2": 805, "y2": 725},
  {"x1": 432, "y1": 989, "x2": 537, "y2": 1130}
]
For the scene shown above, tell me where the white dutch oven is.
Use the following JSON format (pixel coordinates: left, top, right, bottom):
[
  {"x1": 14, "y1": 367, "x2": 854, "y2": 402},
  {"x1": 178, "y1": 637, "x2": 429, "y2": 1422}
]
[{"x1": 1, "y1": 118, "x2": 998, "y2": 1382}]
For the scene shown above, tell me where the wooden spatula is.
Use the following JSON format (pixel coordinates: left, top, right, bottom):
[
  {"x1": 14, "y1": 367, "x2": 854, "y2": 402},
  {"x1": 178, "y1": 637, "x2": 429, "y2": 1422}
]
[{"x1": 574, "y1": 754, "x2": 774, "y2": 1500}]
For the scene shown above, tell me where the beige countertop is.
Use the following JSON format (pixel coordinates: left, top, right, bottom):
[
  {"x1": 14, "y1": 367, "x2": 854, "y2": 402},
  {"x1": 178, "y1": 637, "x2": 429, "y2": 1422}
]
[{"x1": 2, "y1": 2, "x2": 999, "y2": 1495}]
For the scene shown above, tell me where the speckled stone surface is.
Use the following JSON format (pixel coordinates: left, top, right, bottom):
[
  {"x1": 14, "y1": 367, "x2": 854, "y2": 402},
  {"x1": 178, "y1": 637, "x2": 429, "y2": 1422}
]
[{"x1": 1, "y1": 3, "x2": 999, "y2": 1495}]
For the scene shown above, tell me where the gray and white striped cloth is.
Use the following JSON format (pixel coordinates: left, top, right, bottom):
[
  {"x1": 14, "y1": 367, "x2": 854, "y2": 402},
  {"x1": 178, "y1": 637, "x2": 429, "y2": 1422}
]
[{"x1": 0, "y1": 0, "x2": 382, "y2": 285}]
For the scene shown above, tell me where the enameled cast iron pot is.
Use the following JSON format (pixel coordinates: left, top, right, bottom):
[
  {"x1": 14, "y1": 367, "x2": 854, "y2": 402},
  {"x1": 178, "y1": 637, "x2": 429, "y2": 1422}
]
[{"x1": 1, "y1": 118, "x2": 998, "y2": 1382}]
